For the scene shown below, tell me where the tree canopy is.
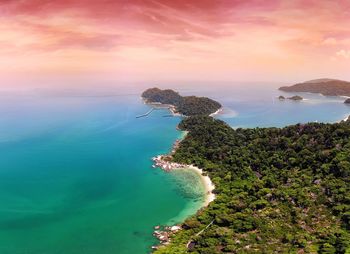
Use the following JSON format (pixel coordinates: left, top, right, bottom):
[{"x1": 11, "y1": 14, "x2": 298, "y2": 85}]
[
  {"x1": 142, "y1": 88, "x2": 221, "y2": 116},
  {"x1": 155, "y1": 116, "x2": 350, "y2": 253}
]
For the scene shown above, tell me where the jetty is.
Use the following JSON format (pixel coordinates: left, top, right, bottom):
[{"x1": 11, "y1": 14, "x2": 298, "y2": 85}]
[{"x1": 136, "y1": 108, "x2": 154, "y2": 118}]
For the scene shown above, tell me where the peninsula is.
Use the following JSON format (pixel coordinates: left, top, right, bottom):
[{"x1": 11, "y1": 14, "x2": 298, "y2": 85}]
[
  {"x1": 279, "y1": 78, "x2": 350, "y2": 96},
  {"x1": 142, "y1": 88, "x2": 222, "y2": 116},
  {"x1": 150, "y1": 91, "x2": 350, "y2": 253}
]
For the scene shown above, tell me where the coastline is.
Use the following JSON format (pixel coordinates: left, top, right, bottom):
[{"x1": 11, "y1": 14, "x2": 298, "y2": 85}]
[
  {"x1": 150, "y1": 130, "x2": 216, "y2": 249},
  {"x1": 141, "y1": 97, "x2": 183, "y2": 117},
  {"x1": 184, "y1": 165, "x2": 215, "y2": 207},
  {"x1": 342, "y1": 115, "x2": 349, "y2": 122},
  {"x1": 142, "y1": 96, "x2": 222, "y2": 118},
  {"x1": 151, "y1": 157, "x2": 216, "y2": 249},
  {"x1": 209, "y1": 108, "x2": 223, "y2": 117},
  {"x1": 144, "y1": 96, "x2": 217, "y2": 249},
  {"x1": 152, "y1": 156, "x2": 216, "y2": 208},
  {"x1": 150, "y1": 102, "x2": 216, "y2": 207}
]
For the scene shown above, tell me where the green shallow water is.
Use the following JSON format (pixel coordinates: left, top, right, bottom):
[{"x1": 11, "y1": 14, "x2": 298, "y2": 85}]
[{"x1": 0, "y1": 92, "x2": 206, "y2": 254}]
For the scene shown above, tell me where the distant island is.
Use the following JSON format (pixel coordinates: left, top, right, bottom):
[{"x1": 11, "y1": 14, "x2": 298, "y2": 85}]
[
  {"x1": 278, "y1": 95, "x2": 303, "y2": 101},
  {"x1": 279, "y1": 78, "x2": 350, "y2": 96},
  {"x1": 142, "y1": 88, "x2": 222, "y2": 116},
  {"x1": 288, "y1": 95, "x2": 303, "y2": 101},
  {"x1": 150, "y1": 90, "x2": 350, "y2": 253}
]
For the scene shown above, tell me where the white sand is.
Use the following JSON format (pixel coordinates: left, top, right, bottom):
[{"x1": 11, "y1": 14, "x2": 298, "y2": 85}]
[
  {"x1": 187, "y1": 165, "x2": 216, "y2": 207},
  {"x1": 209, "y1": 108, "x2": 223, "y2": 117},
  {"x1": 342, "y1": 115, "x2": 349, "y2": 122}
]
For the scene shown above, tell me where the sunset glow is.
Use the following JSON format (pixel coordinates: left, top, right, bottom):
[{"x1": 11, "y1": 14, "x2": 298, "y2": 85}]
[{"x1": 1, "y1": 0, "x2": 350, "y2": 82}]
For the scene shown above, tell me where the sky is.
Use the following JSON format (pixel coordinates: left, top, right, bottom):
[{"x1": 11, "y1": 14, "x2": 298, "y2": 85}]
[{"x1": 0, "y1": 0, "x2": 350, "y2": 85}]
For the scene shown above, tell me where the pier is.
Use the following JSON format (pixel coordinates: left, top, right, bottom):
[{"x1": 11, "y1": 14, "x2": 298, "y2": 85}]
[{"x1": 136, "y1": 108, "x2": 155, "y2": 118}]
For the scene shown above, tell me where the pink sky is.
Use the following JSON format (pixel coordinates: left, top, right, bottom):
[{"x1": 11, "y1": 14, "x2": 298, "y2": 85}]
[{"x1": 1, "y1": 0, "x2": 350, "y2": 83}]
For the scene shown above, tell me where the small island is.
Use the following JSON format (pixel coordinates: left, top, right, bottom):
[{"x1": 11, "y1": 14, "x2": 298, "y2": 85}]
[
  {"x1": 278, "y1": 95, "x2": 285, "y2": 100},
  {"x1": 142, "y1": 88, "x2": 222, "y2": 116},
  {"x1": 344, "y1": 98, "x2": 350, "y2": 104},
  {"x1": 279, "y1": 78, "x2": 350, "y2": 96},
  {"x1": 288, "y1": 95, "x2": 303, "y2": 101}
]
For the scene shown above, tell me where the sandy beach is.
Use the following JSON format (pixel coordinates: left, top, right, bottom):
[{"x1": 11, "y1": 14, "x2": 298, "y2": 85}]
[
  {"x1": 209, "y1": 108, "x2": 223, "y2": 117},
  {"x1": 153, "y1": 154, "x2": 216, "y2": 207},
  {"x1": 152, "y1": 129, "x2": 215, "y2": 207},
  {"x1": 186, "y1": 165, "x2": 215, "y2": 207}
]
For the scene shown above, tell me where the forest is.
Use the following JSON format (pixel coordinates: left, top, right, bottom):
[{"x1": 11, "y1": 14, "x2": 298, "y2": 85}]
[
  {"x1": 155, "y1": 116, "x2": 350, "y2": 254},
  {"x1": 141, "y1": 88, "x2": 222, "y2": 116}
]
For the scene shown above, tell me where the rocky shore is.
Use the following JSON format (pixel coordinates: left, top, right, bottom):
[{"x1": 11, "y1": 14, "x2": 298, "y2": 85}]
[
  {"x1": 151, "y1": 225, "x2": 181, "y2": 250},
  {"x1": 152, "y1": 155, "x2": 185, "y2": 171},
  {"x1": 150, "y1": 135, "x2": 216, "y2": 250}
]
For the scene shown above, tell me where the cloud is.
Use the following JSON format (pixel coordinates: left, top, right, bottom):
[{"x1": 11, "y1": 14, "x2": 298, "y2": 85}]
[
  {"x1": 322, "y1": 37, "x2": 338, "y2": 45},
  {"x1": 1, "y1": 0, "x2": 350, "y2": 80},
  {"x1": 336, "y1": 49, "x2": 350, "y2": 59}
]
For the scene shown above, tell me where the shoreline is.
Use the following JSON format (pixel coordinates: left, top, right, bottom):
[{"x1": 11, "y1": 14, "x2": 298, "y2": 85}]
[
  {"x1": 152, "y1": 157, "x2": 216, "y2": 207},
  {"x1": 184, "y1": 165, "x2": 215, "y2": 207},
  {"x1": 142, "y1": 96, "x2": 223, "y2": 118},
  {"x1": 150, "y1": 129, "x2": 216, "y2": 249},
  {"x1": 209, "y1": 108, "x2": 223, "y2": 117},
  {"x1": 141, "y1": 97, "x2": 183, "y2": 117},
  {"x1": 342, "y1": 115, "x2": 349, "y2": 122},
  {"x1": 144, "y1": 97, "x2": 217, "y2": 249},
  {"x1": 150, "y1": 102, "x2": 217, "y2": 208}
]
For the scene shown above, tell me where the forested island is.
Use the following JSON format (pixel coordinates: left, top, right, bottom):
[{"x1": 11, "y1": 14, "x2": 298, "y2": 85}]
[
  {"x1": 278, "y1": 95, "x2": 303, "y2": 101},
  {"x1": 279, "y1": 79, "x2": 350, "y2": 97},
  {"x1": 142, "y1": 88, "x2": 222, "y2": 116},
  {"x1": 154, "y1": 116, "x2": 350, "y2": 253}
]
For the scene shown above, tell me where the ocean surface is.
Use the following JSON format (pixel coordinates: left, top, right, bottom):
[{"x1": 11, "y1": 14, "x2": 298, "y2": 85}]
[{"x1": 0, "y1": 83, "x2": 349, "y2": 254}]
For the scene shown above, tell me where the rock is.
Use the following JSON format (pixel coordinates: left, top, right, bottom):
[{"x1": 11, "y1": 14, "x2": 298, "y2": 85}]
[
  {"x1": 278, "y1": 95, "x2": 285, "y2": 100},
  {"x1": 344, "y1": 98, "x2": 350, "y2": 104},
  {"x1": 313, "y1": 179, "x2": 321, "y2": 185},
  {"x1": 159, "y1": 235, "x2": 167, "y2": 241},
  {"x1": 154, "y1": 225, "x2": 160, "y2": 230},
  {"x1": 288, "y1": 95, "x2": 303, "y2": 101},
  {"x1": 170, "y1": 226, "x2": 181, "y2": 232}
]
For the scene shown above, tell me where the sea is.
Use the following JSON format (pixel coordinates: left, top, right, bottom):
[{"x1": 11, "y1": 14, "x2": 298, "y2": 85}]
[{"x1": 0, "y1": 82, "x2": 349, "y2": 254}]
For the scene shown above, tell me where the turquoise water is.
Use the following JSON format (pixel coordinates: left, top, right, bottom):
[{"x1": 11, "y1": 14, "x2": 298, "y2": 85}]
[
  {"x1": 179, "y1": 84, "x2": 350, "y2": 128},
  {"x1": 0, "y1": 90, "x2": 204, "y2": 254},
  {"x1": 0, "y1": 84, "x2": 349, "y2": 254}
]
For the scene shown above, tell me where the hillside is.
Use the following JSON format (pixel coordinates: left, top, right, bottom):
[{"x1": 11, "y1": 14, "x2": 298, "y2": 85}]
[
  {"x1": 142, "y1": 88, "x2": 222, "y2": 116},
  {"x1": 155, "y1": 116, "x2": 350, "y2": 253},
  {"x1": 279, "y1": 79, "x2": 350, "y2": 96}
]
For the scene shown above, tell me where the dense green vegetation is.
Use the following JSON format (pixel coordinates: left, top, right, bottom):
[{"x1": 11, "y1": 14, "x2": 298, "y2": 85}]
[
  {"x1": 142, "y1": 88, "x2": 183, "y2": 105},
  {"x1": 142, "y1": 88, "x2": 221, "y2": 116},
  {"x1": 155, "y1": 116, "x2": 350, "y2": 253}
]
